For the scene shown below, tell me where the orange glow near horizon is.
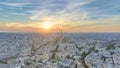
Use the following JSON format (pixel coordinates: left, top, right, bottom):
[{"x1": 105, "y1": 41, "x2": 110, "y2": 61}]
[
  {"x1": 39, "y1": 21, "x2": 55, "y2": 33},
  {"x1": 42, "y1": 21, "x2": 52, "y2": 29}
]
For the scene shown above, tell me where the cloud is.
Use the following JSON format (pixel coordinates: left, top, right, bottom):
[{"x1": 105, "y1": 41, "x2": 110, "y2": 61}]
[
  {"x1": 65, "y1": 0, "x2": 94, "y2": 10},
  {"x1": 30, "y1": 9, "x2": 89, "y2": 26},
  {"x1": 29, "y1": 0, "x2": 93, "y2": 24},
  {"x1": 0, "y1": 2, "x2": 30, "y2": 7},
  {"x1": 0, "y1": 0, "x2": 93, "y2": 23},
  {"x1": 0, "y1": 15, "x2": 120, "y2": 32},
  {"x1": 12, "y1": 12, "x2": 28, "y2": 15},
  {"x1": 71, "y1": 15, "x2": 120, "y2": 28},
  {"x1": 0, "y1": 0, "x2": 120, "y2": 32}
]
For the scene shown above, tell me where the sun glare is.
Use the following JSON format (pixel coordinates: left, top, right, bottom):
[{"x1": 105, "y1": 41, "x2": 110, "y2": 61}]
[{"x1": 42, "y1": 21, "x2": 52, "y2": 29}]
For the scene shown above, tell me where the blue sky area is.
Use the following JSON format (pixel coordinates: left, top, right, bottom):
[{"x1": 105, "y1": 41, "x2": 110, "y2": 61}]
[{"x1": 0, "y1": 0, "x2": 120, "y2": 32}]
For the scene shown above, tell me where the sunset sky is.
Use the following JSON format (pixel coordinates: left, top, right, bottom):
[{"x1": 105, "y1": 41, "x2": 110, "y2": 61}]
[{"x1": 0, "y1": 0, "x2": 120, "y2": 32}]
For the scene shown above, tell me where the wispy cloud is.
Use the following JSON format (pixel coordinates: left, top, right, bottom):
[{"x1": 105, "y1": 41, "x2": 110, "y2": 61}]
[
  {"x1": 0, "y1": 2, "x2": 30, "y2": 7},
  {"x1": 0, "y1": 0, "x2": 120, "y2": 32},
  {"x1": 29, "y1": 0, "x2": 93, "y2": 25},
  {"x1": 65, "y1": 0, "x2": 94, "y2": 10},
  {"x1": 12, "y1": 12, "x2": 28, "y2": 15}
]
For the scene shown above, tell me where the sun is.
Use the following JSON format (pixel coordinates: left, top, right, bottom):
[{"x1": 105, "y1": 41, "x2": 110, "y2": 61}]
[{"x1": 42, "y1": 21, "x2": 52, "y2": 29}]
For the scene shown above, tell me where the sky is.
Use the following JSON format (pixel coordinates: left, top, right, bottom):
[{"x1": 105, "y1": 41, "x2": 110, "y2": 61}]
[{"x1": 0, "y1": 0, "x2": 120, "y2": 32}]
